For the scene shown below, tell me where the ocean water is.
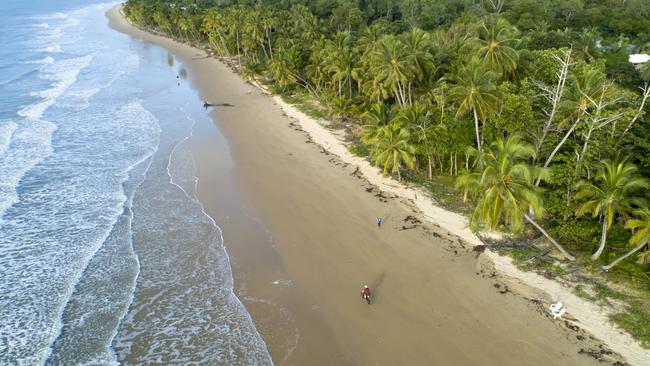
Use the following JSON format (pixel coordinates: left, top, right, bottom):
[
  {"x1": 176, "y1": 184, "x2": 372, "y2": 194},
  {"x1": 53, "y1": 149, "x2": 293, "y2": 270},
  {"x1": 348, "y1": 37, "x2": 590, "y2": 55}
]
[{"x1": 0, "y1": 1, "x2": 273, "y2": 365}]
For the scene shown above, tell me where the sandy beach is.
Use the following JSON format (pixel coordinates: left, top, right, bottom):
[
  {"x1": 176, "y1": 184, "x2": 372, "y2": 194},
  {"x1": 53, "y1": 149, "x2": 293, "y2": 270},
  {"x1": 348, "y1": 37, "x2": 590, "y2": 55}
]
[{"x1": 107, "y1": 6, "x2": 643, "y2": 365}]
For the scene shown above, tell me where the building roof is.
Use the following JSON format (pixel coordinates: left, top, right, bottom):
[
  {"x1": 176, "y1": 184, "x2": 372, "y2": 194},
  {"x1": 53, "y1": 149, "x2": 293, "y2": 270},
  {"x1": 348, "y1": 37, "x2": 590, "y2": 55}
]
[{"x1": 629, "y1": 54, "x2": 650, "y2": 64}]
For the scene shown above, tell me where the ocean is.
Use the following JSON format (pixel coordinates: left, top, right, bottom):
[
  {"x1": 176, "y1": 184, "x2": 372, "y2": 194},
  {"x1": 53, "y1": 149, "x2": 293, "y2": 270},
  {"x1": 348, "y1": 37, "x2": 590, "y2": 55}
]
[{"x1": 0, "y1": 1, "x2": 273, "y2": 364}]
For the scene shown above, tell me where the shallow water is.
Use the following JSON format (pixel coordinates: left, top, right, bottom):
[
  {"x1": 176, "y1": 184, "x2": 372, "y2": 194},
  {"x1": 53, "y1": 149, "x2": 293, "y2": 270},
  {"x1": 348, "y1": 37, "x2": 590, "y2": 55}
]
[{"x1": 0, "y1": 2, "x2": 272, "y2": 364}]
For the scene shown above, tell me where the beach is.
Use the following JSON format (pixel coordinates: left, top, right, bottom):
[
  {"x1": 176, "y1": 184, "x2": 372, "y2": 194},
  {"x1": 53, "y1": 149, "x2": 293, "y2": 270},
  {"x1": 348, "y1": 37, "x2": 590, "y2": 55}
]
[{"x1": 107, "y1": 6, "x2": 640, "y2": 365}]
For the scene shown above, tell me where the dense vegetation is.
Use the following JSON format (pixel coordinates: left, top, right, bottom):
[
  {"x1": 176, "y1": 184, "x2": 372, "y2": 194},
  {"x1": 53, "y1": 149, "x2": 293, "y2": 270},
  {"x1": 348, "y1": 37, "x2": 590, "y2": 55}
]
[{"x1": 122, "y1": 0, "x2": 650, "y2": 342}]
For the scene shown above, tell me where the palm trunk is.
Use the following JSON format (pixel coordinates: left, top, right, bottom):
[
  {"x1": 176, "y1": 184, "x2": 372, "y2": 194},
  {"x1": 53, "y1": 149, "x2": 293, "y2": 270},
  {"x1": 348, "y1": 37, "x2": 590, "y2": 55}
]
[
  {"x1": 268, "y1": 30, "x2": 273, "y2": 59},
  {"x1": 524, "y1": 214, "x2": 575, "y2": 261},
  {"x1": 591, "y1": 220, "x2": 608, "y2": 260},
  {"x1": 397, "y1": 165, "x2": 401, "y2": 181},
  {"x1": 472, "y1": 108, "x2": 482, "y2": 151},
  {"x1": 602, "y1": 243, "x2": 647, "y2": 271},
  {"x1": 235, "y1": 31, "x2": 242, "y2": 70},
  {"x1": 348, "y1": 77, "x2": 352, "y2": 98},
  {"x1": 428, "y1": 155, "x2": 432, "y2": 180},
  {"x1": 260, "y1": 41, "x2": 269, "y2": 59}
]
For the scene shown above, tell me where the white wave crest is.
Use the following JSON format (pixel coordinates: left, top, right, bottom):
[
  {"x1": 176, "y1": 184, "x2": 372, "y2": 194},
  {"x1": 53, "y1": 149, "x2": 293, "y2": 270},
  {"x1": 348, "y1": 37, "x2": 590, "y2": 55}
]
[
  {"x1": 25, "y1": 56, "x2": 54, "y2": 65},
  {"x1": 33, "y1": 23, "x2": 49, "y2": 28},
  {"x1": 41, "y1": 43, "x2": 63, "y2": 53},
  {"x1": 18, "y1": 55, "x2": 93, "y2": 121}
]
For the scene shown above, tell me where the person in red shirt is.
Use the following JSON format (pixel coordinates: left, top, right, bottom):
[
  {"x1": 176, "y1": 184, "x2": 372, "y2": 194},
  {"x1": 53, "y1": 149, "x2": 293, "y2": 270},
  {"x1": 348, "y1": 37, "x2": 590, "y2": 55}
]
[{"x1": 361, "y1": 285, "x2": 371, "y2": 304}]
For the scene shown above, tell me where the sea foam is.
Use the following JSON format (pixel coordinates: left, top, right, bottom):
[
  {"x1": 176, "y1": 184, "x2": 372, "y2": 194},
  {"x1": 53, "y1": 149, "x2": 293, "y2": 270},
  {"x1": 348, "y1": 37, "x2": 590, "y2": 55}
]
[
  {"x1": 0, "y1": 121, "x2": 18, "y2": 156},
  {"x1": 25, "y1": 56, "x2": 55, "y2": 64},
  {"x1": 18, "y1": 55, "x2": 93, "y2": 121}
]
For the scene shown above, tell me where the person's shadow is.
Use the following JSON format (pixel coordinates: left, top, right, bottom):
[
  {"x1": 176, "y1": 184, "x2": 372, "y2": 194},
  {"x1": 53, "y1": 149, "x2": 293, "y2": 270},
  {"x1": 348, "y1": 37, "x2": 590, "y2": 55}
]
[{"x1": 369, "y1": 271, "x2": 386, "y2": 304}]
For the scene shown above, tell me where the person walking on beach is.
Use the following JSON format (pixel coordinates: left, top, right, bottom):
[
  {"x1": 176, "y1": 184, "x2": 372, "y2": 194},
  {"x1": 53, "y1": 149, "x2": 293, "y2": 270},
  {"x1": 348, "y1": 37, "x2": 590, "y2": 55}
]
[
  {"x1": 377, "y1": 217, "x2": 382, "y2": 229},
  {"x1": 361, "y1": 285, "x2": 371, "y2": 304},
  {"x1": 176, "y1": 74, "x2": 180, "y2": 86}
]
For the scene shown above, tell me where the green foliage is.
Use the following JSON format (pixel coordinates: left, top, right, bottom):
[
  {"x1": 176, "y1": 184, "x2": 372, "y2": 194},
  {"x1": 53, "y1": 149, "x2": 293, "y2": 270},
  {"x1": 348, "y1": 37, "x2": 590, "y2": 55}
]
[
  {"x1": 456, "y1": 135, "x2": 542, "y2": 232},
  {"x1": 124, "y1": 0, "x2": 650, "y2": 344}
]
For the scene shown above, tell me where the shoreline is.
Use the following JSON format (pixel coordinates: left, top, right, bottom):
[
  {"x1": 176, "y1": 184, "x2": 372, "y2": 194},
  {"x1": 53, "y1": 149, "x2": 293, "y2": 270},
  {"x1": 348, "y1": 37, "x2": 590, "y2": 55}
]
[{"x1": 107, "y1": 5, "x2": 648, "y2": 365}]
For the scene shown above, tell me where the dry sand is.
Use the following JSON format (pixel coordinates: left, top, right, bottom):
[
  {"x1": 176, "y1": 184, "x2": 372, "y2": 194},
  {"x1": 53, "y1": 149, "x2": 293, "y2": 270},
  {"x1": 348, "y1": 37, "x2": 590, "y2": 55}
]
[{"x1": 108, "y1": 6, "x2": 647, "y2": 366}]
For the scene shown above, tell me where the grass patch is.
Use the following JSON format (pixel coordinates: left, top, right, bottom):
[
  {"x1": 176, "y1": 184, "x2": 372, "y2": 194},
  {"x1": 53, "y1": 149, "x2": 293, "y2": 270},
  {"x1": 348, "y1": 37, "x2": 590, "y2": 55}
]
[
  {"x1": 574, "y1": 284, "x2": 596, "y2": 301},
  {"x1": 610, "y1": 301, "x2": 650, "y2": 348},
  {"x1": 348, "y1": 143, "x2": 370, "y2": 157},
  {"x1": 423, "y1": 176, "x2": 470, "y2": 215},
  {"x1": 280, "y1": 92, "x2": 327, "y2": 120}
]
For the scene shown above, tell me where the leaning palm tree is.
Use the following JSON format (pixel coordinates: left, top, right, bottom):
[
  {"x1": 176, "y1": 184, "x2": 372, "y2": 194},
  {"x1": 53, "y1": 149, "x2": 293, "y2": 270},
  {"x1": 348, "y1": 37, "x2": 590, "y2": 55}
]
[
  {"x1": 449, "y1": 58, "x2": 501, "y2": 151},
  {"x1": 602, "y1": 209, "x2": 650, "y2": 271},
  {"x1": 457, "y1": 134, "x2": 575, "y2": 260},
  {"x1": 575, "y1": 158, "x2": 649, "y2": 261},
  {"x1": 371, "y1": 124, "x2": 416, "y2": 181}
]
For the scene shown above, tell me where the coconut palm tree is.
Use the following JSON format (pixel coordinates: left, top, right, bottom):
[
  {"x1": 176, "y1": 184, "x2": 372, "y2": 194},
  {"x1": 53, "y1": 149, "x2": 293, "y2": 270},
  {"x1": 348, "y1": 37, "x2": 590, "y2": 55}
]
[
  {"x1": 369, "y1": 35, "x2": 417, "y2": 106},
  {"x1": 602, "y1": 209, "x2": 650, "y2": 271},
  {"x1": 261, "y1": 11, "x2": 276, "y2": 60},
  {"x1": 371, "y1": 123, "x2": 416, "y2": 181},
  {"x1": 456, "y1": 134, "x2": 575, "y2": 260},
  {"x1": 400, "y1": 28, "x2": 434, "y2": 82},
  {"x1": 572, "y1": 27, "x2": 602, "y2": 61},
  {"x1": 225, "y1": 7, "x2": 245, "y2": 70},
  {"x1": 360, "y1": 102, "x2": 394, "y2": 144},
  {"x1": 201, "y1": 10, "x2": 234, "y2": 67},
  {"x1": 477, "y1": 17, "x2": 520, "y2": 79},
  {"x1": 449, "y1": 58, "x2": 500, "y2": 151},
  {"x1": 575, "y1": 158, "x2": 649, "y2": 261},
  {"x1": 325, "y1": 33, "x2": 358, "y2": 97},
  {"x1": 267, "y1": 47, "x2": 297, "y2": 89}
]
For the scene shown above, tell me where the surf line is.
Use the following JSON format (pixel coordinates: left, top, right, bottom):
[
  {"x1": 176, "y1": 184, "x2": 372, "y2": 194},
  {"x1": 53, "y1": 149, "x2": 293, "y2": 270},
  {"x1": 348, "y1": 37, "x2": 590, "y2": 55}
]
[{"x1": 164, "y1": 104, "x2": 274, "y2": 364}]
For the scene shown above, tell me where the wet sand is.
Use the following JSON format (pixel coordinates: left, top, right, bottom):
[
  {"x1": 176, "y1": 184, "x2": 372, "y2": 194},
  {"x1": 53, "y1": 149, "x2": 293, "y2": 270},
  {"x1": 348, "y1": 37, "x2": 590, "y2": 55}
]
[{"x1": 108, "y1": 6, "x2": 622, "y2": 365}]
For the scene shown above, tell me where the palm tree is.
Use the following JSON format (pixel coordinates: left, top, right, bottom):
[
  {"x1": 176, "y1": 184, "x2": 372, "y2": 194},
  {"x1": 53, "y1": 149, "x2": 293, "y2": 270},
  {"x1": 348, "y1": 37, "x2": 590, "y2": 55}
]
[
  {"x1": 201, "y1": 10, "x2": 234, "y2": 67},
  {"x1": 325, "y1": 33, "x2": 358, "y2": 97},
  {"x1": 261, "y1": 11, "x2": 276, "y2": 59},
  {"x1": 449, "y1": 58, "x2": 500, "y2": 151},
  {"x1": 400, "y1": 28, "x2": 434, "y2": 82},
  {"x1": 394, "y1": 102, "x2": 446, "y2": 179},
  {"x1": 456, "y1": 135, "x2": 575, "y2": 260},
  {"x1": 371, "y1": 123, "x2": 416, "y2": 181},
  {"x1": 575, "y1": 158, "x2": 649, "y2": 261},
  {"x1": 369, "y1": 35, "x2": 417, "y2": 106},
  {"x1": 360, "y1": 102, "x2": 394, "y2": 144},
  {"x1": 267, "y1": 47, "x2": 297, "y2": 89},
  {"x1": 572, "y1": 27, "x2": 602, "y2": 61},
  {"x1": 226, "y1": 7, "x2": 245, "y2": 70},
  {"x1": 602, "y1": 209, "x2": 650, "y2": 271},
  {"x1": 477, "y1": 17, "x2": 520, "y2": 78}
]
